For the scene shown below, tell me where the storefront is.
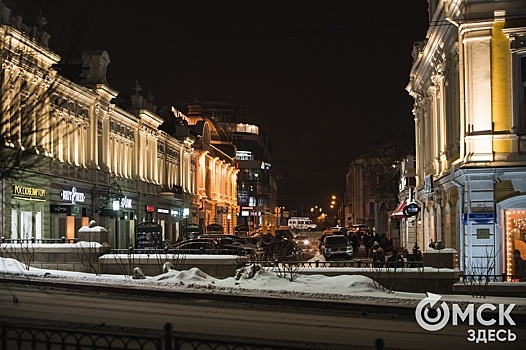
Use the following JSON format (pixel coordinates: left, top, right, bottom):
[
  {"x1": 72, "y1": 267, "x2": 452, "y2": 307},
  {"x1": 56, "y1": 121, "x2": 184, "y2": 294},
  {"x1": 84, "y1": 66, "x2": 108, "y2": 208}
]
[
  {"x1": 11, "y1": 184, "x2": 47, "y2": 240},
  {"x1": 49, "y1": 184, "x2": 92, "y2": 241},
  {"x1": 98, "y1": 194, "x2": 136, "y2": 249},
  {"x1": 498, "y1": 195, "x2": 526, "y2": 281}
]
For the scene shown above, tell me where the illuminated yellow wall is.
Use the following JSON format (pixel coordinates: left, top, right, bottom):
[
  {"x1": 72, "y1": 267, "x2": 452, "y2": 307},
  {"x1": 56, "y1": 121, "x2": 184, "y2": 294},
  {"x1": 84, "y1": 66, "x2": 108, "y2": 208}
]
[
  {"x1": 66, "y1": 216, "x2": 75, "y2": 240},
  {"x1": 491, "y1": 21, "x2": 511, "y2": 153}
]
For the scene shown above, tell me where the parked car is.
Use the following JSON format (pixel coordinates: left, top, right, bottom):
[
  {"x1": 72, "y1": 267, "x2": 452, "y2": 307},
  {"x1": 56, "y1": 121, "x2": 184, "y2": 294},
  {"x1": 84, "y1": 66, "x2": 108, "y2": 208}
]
[
  {"x1": 318, "y1": 232, "x2": 334, "y2": 251},
  {"x1": 263, "y1": 239, "x2": 300, "y2": 260},
  {"x1": 170, "y1": 238, "x2": 252, "y2": 256},
  {"x1": 320, "y1": 234, "x2": 353, "y2": 260}
]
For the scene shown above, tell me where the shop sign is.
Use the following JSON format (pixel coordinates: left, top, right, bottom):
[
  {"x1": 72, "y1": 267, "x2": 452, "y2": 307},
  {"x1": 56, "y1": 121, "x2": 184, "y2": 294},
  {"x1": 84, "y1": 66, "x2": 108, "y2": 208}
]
[
  {"x1": 120, "y1": 196, "x2": 132, "y2": 209},
  {"x1": 50, "y1": 205, "x2": 71, "y2": 214},
  {"x1": 50, "y1": 205, "x2": 79, "y2": 216},
  {"x1": 157, "y1": 208, "x2": 169, "y2": 214},
  {"x1": 403, "y1": 203, "x2": 421, "y2": 217},
  {"x1": 171, "y1": 209, "x2": 179, "y2": 217},
  {"x1": 146, "y1": 205, "x2": 155, "y2": 213},
  {"x1": 60, "y1": 187, "x2": 85, "y2": 204},
  {"x1": 13, "y1": 185, "x2": 46, "y2": 198},
  {"x1": 70, "y1": 205, "x2": 80, "y2": 216},
  {"x1": 99, "y1": 209, "x2": 124, "y2": 218},
  {"x1": 462, "y1": 213, "x2": 495, "y2": 224},
  {"x1": 476, "y1": 228, "x2": 490, "y2": 239}
]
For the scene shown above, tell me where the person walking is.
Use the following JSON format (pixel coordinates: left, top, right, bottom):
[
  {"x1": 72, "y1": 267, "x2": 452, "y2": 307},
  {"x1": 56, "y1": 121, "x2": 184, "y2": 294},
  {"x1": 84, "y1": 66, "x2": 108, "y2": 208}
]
[
  {"x1": 364, "y1": 233, "x2": 374, "y2": 259},
  {"x1": 350, "y1": 233, "x2": 359, "y2": 258}
]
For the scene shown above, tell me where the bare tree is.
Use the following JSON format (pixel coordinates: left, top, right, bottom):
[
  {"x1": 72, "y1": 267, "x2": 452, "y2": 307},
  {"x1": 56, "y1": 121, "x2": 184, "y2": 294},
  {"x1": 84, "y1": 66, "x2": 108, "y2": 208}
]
[
  {"x1": 0, "y1": 1, "x2": 91, "y2": 242},
  {"x1": 74, "y1": 241, "x2": 102, "y2": 275},
  {"x1": 462, "y1": 246, "x2": 500, "y2": 299},
  {"x1": 351, "y1": 140, "x2": 414, "y2": 203},
  {"x1": 2, "y1": 226, "x2": 36, "y2": 271}
]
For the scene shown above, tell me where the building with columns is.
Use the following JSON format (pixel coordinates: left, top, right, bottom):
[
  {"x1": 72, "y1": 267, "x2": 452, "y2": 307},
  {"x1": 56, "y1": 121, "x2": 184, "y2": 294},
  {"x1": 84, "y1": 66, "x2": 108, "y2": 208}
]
[
  {"x1": 0, "y1": 3, "x2": 237, "y2": 248},
  {"x1": 173, "y1": 99, "x2": 277, "y2": 232},
  {"x1": 182, "y1": 99, "x2": 239, "y2": 234},
  {"x1": 406, "y1": 0, "x2": 526, "y2": 277}
]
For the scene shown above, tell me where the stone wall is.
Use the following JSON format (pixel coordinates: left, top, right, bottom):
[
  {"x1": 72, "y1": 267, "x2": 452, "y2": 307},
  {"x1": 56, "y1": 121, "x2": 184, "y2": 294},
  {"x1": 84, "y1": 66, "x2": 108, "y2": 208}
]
[
  {"x1": 299, "y1": 268, "x2": 461, "y2": 294},
  {"x1": 98, "y1": 254, "x2": 248, "y2": 278},
  {"x1": 0, "y1": 244, "x2": 110, "y2": 273}
]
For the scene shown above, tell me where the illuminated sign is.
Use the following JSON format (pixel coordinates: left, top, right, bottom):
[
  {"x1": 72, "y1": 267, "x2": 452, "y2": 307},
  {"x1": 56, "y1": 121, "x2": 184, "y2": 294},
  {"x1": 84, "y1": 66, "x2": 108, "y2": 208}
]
[
  {"x1": 260, "y1": 162, "x2": 271, "y2": 169},
  {"x1": 403, "y1": 203, "x2": 421, "y2": 217},
  {"x1": 146, "y1": 205, "x2": 155, "y2": 213},
  {"x1": 120, "y1": 196, "x2": 132, "y2": 209},
  {"x1": 157, "y1": 208, "x2": 169, "y2": 214},
  {"x1": 61, "y1": 187, "x2": 85, "y2": 204},
  {"x1": 13, "y1": 185, "x2": 46, "y2": 198}
]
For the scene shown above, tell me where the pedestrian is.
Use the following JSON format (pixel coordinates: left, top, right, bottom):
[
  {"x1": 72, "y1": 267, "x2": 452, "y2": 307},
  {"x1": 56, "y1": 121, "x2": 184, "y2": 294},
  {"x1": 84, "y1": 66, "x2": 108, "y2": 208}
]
[
  {"x1": 364, "y1": 233, "x2": 374, "y2": 259},
  {"x1": 350, "y1": 233, "x2": 359, "y2": 258},
  {"x1": 373, "y1": 246, "x2": 385, "y2": 267},
  {"x1": 379, "y1": 233, "x2": 388, "y2": 251},
  {"x1": 374, "y1": 232, "x2": 381, "y2": 245},
  {"x1": 412, "y1": 242, "x2": 420, "y2": 255}
]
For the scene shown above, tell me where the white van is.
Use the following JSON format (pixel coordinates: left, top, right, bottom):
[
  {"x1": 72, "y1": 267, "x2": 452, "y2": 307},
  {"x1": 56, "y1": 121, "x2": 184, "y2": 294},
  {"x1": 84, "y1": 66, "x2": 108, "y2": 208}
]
[{"x1": 288, "y1": 217, "x2": 317, "y2": 231}]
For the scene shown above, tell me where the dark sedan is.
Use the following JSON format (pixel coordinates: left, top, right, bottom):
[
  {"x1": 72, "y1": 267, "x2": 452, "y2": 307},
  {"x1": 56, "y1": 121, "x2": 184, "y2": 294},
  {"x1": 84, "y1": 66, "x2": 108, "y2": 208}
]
[{"x1": 170, "y1": 238, "x2": 252, "y2": 256}]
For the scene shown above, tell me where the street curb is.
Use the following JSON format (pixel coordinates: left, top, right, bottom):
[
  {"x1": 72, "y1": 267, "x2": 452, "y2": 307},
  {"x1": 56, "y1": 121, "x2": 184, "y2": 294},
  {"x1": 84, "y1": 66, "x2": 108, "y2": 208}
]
[
  {"x1": 0, "y1": 275, "x2": 416, "y2": 316},
  {"x1": 3, "y1": 275, "x2": 526, "y2": 324}
]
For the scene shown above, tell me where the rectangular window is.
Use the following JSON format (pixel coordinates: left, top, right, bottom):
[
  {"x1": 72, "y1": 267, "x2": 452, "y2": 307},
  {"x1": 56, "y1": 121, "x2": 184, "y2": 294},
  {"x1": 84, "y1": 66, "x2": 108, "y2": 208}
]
[{"x1": 520, "y1": 55, "x2": 526, "y2": 132}]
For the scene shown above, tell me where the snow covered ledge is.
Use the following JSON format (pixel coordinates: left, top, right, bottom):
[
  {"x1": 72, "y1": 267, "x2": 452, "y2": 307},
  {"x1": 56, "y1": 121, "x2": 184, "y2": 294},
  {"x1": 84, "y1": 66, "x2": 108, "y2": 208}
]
[
  {"x1": 99, "y1": 254, "x2": 249, "y2": 278},
  {"x1": 423, "y1": 247, "x2": 459, "y2": 269}
]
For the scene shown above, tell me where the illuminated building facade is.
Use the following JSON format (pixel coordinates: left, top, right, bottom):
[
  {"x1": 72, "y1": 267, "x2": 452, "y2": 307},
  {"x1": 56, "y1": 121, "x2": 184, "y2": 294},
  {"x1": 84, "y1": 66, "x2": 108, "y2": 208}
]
[
  {"x1": 174, "y1": 100, "x2": 277, "y2": 232},
  {"x1": 406, "y1": 0, "x2": 526, "y2": 277},
  {"x1": 0, "y1": 5, "x2": 237, "y2": 248},
  {"x1": 179, "y1": 100, "x2": 239, "y2": 234}
]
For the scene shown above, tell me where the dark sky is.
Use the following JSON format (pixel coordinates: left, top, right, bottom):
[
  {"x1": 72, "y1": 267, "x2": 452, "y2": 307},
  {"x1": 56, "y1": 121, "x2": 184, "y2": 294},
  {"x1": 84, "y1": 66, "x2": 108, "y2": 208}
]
[{"x1": 7, "y1": 0, "x2": 429, "y2": 212}]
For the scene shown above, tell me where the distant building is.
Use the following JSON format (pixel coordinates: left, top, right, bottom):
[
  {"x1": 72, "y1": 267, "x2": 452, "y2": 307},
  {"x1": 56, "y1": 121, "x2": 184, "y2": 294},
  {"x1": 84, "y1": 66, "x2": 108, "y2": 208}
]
[
  {"x1": 406, "y1": 0, "x2": 526, "y2": 277},
  {"x1": 174, "y1": 100, "x2": 278, "y2": 231},
  {"x1": 346, "y1": 143, "x2": 404, "y2": 235},
  {"x1": 173, "y1": 99, "x2": 239, "y2": 233}
]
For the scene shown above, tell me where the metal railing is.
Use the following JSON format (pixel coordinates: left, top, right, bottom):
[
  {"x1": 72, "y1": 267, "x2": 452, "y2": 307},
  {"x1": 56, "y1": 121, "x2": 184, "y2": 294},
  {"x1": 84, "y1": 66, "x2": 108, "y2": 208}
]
[
  {"x1": 460, "y1": 273, "x2": 526, "y2": 282},
  {"x1": 109, "y1": 248, "x2": 249, "y2": 256},
  {"x1": 1, "y1": 322, "x2": 312, "y2": 350},
  {"x1": 245, "y1": 259, "x2": 424, "y2": 268},
  {"x1": 0, "y1": 237, "x2": 78, "y2": 244}
]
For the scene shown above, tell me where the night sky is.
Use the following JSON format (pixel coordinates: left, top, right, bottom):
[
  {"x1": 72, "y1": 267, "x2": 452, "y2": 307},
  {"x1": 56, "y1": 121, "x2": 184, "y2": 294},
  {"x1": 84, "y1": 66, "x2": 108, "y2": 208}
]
[{"x1": 6, "y1": 0, "x2": 430, "y2": 213}]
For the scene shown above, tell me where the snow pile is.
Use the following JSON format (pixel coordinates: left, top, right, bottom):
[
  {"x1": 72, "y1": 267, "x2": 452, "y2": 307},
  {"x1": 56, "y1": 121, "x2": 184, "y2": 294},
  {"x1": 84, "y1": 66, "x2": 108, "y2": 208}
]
[{"x1": 1, "y1": 257, "x2": 525, "y2": 309}]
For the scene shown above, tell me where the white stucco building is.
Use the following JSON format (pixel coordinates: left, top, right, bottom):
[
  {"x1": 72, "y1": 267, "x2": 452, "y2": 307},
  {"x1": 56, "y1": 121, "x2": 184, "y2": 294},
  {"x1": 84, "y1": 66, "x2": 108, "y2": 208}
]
[
  {"x1": 0, "y1": 4, "x2": 237, "y2": 249},
  {"x1": 406, "y1": 0, "x2": 526, "y2": 278}
]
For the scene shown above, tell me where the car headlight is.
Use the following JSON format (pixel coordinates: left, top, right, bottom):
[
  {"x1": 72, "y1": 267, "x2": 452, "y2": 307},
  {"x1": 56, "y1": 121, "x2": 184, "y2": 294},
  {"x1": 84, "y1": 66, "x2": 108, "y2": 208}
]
[{"x1": 346, "y1": 246, "x2": 353, "y2": 253}]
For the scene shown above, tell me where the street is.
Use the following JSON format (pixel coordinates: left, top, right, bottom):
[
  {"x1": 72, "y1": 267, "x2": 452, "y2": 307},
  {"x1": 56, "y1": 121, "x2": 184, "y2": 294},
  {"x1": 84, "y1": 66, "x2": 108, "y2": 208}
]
[{"x1": 1, "y1": 283, "x2": 524, "y2": 349}]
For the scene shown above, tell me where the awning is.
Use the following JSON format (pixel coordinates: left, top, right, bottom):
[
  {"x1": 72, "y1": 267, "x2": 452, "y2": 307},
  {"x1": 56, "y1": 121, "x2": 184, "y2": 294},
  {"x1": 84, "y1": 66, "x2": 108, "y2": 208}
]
[{"x1": 391, "y1": 201, "x2": 408, "y2": 219}]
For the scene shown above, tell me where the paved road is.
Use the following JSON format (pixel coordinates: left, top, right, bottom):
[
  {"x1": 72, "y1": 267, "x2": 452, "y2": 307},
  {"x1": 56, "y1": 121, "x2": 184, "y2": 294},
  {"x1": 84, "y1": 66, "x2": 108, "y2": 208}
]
[{"x1": 1, "y1": 282, "x2": 524, "y2": 349}]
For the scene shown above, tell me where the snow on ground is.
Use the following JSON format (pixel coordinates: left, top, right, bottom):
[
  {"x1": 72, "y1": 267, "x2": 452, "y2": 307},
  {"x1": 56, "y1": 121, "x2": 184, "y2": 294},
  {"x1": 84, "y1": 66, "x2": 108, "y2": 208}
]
[{"x1": 0, "y1": 257, "x2": 525, "y2": 310}]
